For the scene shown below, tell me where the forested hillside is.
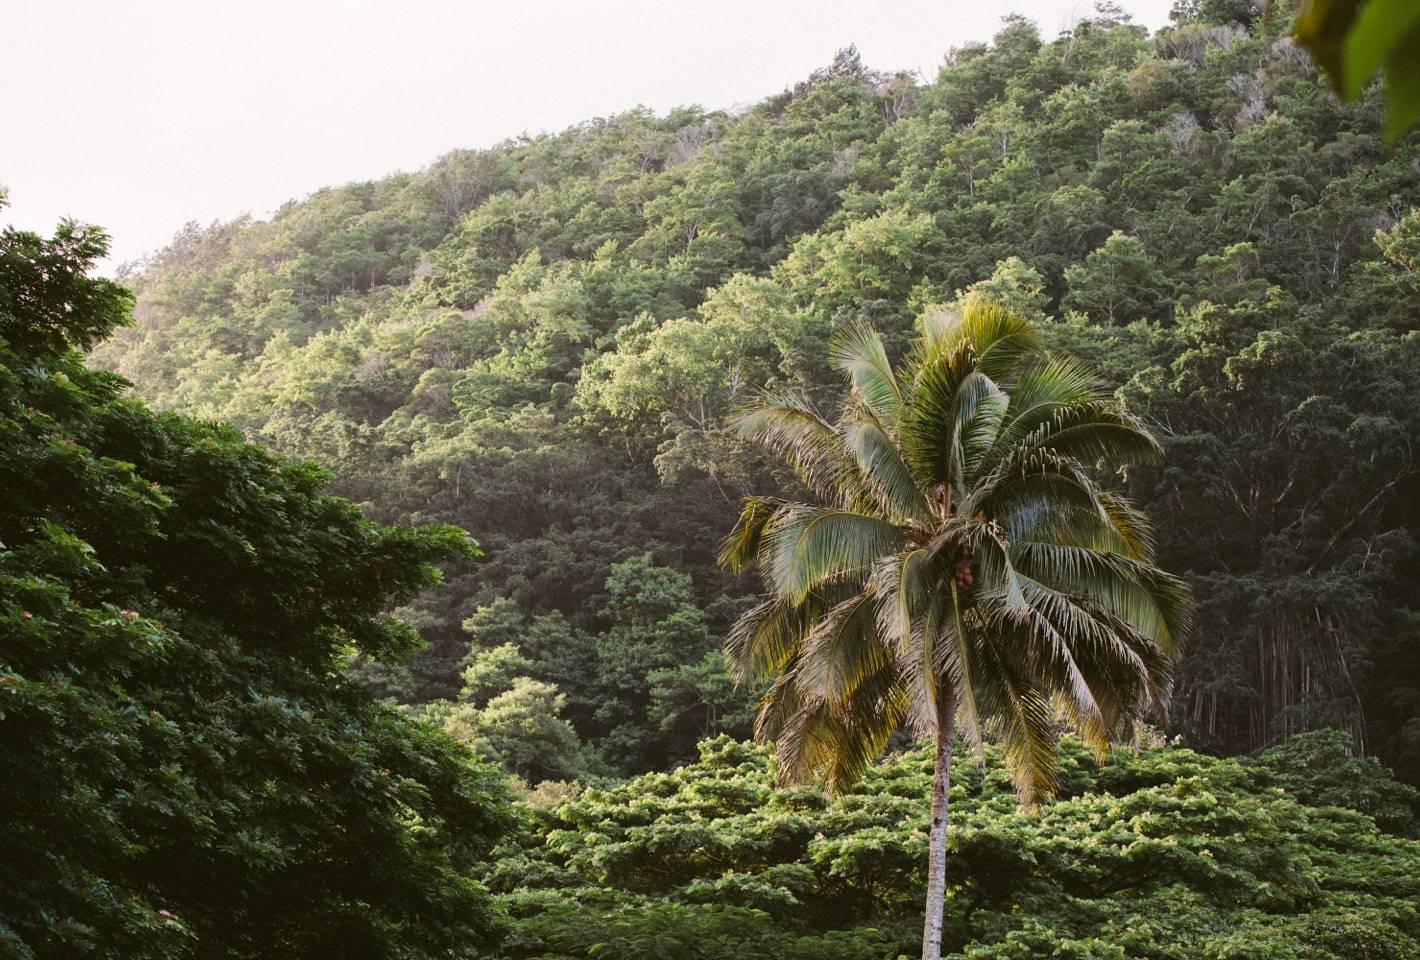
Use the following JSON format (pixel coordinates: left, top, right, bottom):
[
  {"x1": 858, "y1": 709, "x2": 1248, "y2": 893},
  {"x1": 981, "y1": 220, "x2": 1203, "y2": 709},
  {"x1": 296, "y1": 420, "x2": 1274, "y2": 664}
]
[{"x1": 92, "y1": 1, "x2": 1420, "y2": 782}]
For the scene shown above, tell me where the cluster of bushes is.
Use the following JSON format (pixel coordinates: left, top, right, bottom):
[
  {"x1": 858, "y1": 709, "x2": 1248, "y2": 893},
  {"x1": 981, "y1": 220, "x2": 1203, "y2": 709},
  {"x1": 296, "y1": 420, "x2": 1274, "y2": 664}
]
[{"x1": 485, "y1": 732, "x2": 1420, "y2": 959}]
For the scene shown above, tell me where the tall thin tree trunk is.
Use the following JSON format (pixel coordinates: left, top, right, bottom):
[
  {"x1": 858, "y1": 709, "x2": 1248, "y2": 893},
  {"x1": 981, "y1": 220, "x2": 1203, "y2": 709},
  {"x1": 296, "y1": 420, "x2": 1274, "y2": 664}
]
[{"x1": 921, "y1": 683, "x2": 956, "y2": 960}]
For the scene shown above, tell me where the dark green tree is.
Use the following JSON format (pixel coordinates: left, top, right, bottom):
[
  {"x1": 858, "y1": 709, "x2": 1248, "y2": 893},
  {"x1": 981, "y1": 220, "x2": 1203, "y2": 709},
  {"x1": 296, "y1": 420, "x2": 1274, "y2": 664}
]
[
  {"x1": 1061, "y1": 231, "x2": 1172, "y2": 325},
  {"x1": 591, "y1": 552, "x2": 722, "y2": 770},
  {"x1": 0, "y1": 215, "x2": 511, "y2": 959}
]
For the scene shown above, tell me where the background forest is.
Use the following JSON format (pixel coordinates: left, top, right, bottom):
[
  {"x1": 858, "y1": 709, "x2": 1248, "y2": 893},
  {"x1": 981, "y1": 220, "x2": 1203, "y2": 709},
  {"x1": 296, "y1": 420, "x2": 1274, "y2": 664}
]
[{"x1": 93, "y1": 0, "x2": 1420, "y2": 787}]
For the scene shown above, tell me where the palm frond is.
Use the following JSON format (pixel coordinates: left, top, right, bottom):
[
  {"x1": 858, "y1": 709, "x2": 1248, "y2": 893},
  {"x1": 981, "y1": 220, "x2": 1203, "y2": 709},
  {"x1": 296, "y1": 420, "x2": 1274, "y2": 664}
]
[
  {"x1": 733, "y1": 394, "x2": 863, "y2": 505},
  {"x1": 969, "y1": 455, "x2": 1143, "y2": 558},
  {"x1": 1009, "y1": 542, "x2": 1191, "y2": 653},
  {"x1": 726, "y1": 595, "x2": 802, "y2": 684},
  {"x1": 759, "y1": 504, "x2": 902, "y2": 603},
  {"x1": 977, "y1": 406, "x2": 1160, "y2": 505},
  {"x1": 875, "y1": 548, "x2": 944, "y2": 737},
  {"x1": 840, "y1": 412, "x2": 930, "y2": 523},
  {"x1": 795, "y1": 590, "x2": 890, "y2": 701},
  {"x1": 718, "y1": 496, "x2": 786, "y2": 574},
  {"x1": 726, "y1": 586, "x2": 855, "y2": 683},
  {"x1": 978, "y1": 571, "x2": 1110, "y2": 737},
  {"x1": 1097, "y1": 491, "x2": 1157, "y2": 561},
  {"x1": 772, "y1": 664, "x2": 908, "y2": 792},
  {"x1": 980, "y1": 355, "x2": 1106, "y2": 464},
  {"x1": 976, "y1": 566, "x2": 1177, "y2": 757},
  {"x1": 941, "y1": 610, "x2": 985, "y2": 757},
  {"x1": 898, "y1": 341, "x2": 989, "y2": 489},
  {"x1": 917, "y1": 300, "x2": 1041, "y2": 383},
  {"x1": 830, "y1": 319, "x2": 902, "y2": 426},
  {"x1": 966, "y1": 635, "x2": 1060, "y2": 807},
  {"x1": 951, "y1": 371, "x2": 1009, "y2": 494},
  {"x1": 1034, "y1": 405, "x2": 1162, "y2": 469}
]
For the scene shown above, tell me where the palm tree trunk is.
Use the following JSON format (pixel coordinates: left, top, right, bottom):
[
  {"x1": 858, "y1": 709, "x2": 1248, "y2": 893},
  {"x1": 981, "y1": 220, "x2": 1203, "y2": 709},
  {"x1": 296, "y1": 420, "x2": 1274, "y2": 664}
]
[{"x1": 921, "y1": 683, "x2": 956, "y2": 960}]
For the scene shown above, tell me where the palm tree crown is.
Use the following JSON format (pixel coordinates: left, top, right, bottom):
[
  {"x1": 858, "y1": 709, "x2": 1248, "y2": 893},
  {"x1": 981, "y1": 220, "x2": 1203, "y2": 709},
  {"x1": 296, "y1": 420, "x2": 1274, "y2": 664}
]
[{"x1": 719, "y1": 301, "x2": 1192, "y2": 803}]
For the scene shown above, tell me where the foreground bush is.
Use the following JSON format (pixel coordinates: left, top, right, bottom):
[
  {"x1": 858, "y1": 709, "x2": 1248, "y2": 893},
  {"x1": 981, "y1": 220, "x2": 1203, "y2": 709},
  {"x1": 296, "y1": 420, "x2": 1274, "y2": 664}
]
[{"x1": 484, "y1": 734, "x2": 1420, "y2": 959}]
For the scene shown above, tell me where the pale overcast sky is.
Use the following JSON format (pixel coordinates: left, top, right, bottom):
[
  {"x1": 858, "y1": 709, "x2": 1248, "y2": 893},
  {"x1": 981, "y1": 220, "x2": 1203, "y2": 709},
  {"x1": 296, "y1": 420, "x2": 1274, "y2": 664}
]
[{"x1": 2, "y1": 0, "x2": 1173, "y2": 271}]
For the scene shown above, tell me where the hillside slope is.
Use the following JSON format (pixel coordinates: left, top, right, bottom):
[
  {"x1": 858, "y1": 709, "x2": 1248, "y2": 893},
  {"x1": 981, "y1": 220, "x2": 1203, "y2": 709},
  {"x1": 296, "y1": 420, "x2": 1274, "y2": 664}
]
[{"x1": 91, "y1": 6, "x2": 1420, "y2": 780}]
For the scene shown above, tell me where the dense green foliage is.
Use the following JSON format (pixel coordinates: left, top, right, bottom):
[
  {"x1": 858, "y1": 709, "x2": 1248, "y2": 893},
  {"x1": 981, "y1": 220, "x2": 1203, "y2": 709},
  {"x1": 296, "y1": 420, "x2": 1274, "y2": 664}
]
[
  {"x1": 91, "y1": 3, "x2": 1420, "y2": 783},
  {"x1": 484, "y1": 732, "x2": 1420, "y2": 959},
  {"x1": 0, "y1": 217, "x2": 511, "y2": 957},
  {"x1": 7, "y1": 6, "x2": 1420, "y2": 958},
  {"x1": 1295, "y1": 0, "x2": 1420, "y2": 139}
]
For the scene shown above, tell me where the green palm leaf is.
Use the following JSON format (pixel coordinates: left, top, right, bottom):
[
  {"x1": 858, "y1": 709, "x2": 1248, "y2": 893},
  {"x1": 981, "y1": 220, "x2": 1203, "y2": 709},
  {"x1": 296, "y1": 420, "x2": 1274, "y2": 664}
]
[
  {"x1": 733, "y1": 397, "x2": 861, "y2": 506},
  {"x1": 759, "y1": 504, "x2": 902, "y2": 603},
  {"x1": 830, "y1": 318, "x2": 902, "y2": 426}
]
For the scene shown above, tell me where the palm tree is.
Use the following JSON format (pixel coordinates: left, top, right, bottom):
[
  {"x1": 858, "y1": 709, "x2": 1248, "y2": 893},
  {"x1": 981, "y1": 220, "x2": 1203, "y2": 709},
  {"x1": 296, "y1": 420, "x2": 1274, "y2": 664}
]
[{"x1": 718, "y1": 302, "x2": 1191, "y2": 960}]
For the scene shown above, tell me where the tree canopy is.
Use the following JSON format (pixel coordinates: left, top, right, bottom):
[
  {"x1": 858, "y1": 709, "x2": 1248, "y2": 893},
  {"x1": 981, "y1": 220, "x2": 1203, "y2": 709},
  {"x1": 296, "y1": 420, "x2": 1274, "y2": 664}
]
[
  {"x1": 5, "y1": 2, "x2": 1420, "y2": 957},
  {"x1": 0, "y1": 214, "x2": 511, "y2": 958}
]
